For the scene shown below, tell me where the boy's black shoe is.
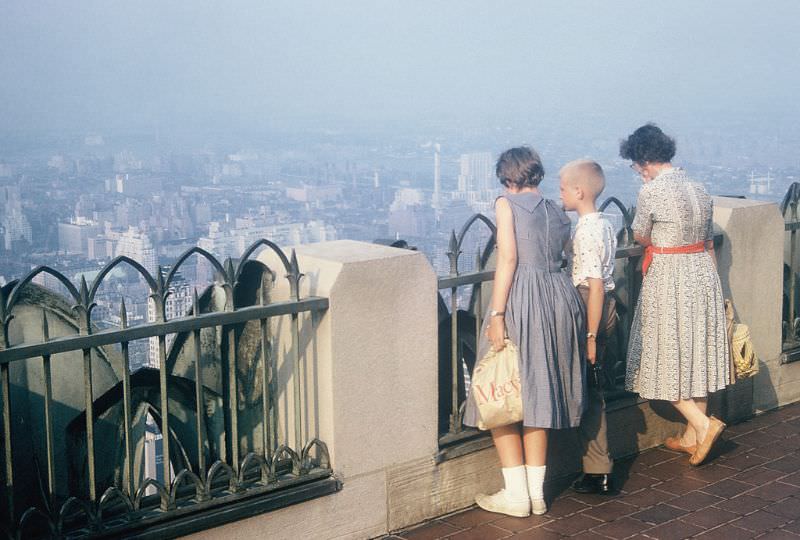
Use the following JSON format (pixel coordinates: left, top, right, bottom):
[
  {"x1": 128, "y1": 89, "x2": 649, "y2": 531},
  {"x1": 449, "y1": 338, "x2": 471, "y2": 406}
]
[{"x1": 571, "y1": 473, "x2": 614, "y2": 495}]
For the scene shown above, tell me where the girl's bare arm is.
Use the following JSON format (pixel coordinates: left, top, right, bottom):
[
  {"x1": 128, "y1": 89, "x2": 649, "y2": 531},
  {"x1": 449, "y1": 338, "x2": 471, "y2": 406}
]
[{"x1": 487, "y1": 197, "x2": 517, "y2": 351}]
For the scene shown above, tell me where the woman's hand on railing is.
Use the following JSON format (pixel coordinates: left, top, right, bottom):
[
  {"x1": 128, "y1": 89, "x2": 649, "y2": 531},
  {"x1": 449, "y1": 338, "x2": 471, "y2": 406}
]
[
  {"x1": 706, "y1": 239, "x2": 718, "y2": 270},
  {"x1": 487, "y1": 316, "x2": 507, "y2": 351}
]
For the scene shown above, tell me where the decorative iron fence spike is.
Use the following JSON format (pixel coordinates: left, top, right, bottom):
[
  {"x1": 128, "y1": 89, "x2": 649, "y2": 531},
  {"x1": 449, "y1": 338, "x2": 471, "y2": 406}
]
[
  {"x1": 119, "y1": 298, "x2": 128, "y2": 328},
  {"x1": 286, "y1": 249, "x2": 304, "y2": 301},
  {"x1": 0, "y1": 286, "x2": 10, "y2": 349},
  {"x1": 288, "y1": 249, "x2": 304, "y2": 279},
  {"x1": 72, "y1": 275, "x2": 98, "y2": 332},
  {"x1": 448, "y1": 230, "x2": 458, "y2": 254},
  {"x1": 0, "y1": 286, "x2": 6, "y2": 322},
  {"x1": 446, "y1": 230, "x2": 461, "y2": 275},
  {"x1": 0, "y1": 318, "x2": 10, "y2": 350},
  {"x1": 220, "y1": 260, "x2": 236, "y2": 311},
  {"x1": 156, "y1": 265, "x2": 166, "y2": 294},
  {"x1": 41, "y1": 310, "x2": 49, "y2": 341},
  {"x1": 79, "y1": 275, "x2": 90, "y2": 305},
  {"x1": 224, "y1": 258, "x2": 236, "y2": 283}
]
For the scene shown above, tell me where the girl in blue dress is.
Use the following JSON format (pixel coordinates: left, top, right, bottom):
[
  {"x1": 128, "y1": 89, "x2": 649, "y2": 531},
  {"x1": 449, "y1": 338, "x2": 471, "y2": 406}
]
[{"x1": 464, "y1": 147, "x2": 587, "y2": 516}]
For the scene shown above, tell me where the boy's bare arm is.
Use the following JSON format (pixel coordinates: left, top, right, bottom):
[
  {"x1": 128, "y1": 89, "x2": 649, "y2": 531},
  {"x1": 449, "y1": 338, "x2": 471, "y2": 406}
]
[{"x1": 586, "y1": 277, "x2": 605, "y2": 365}]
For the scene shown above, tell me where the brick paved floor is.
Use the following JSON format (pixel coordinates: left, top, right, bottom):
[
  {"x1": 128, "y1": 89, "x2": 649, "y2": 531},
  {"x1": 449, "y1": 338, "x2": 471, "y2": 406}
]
[{"x1": 388, "y1": 402, "x2": 800, "y2": 539}]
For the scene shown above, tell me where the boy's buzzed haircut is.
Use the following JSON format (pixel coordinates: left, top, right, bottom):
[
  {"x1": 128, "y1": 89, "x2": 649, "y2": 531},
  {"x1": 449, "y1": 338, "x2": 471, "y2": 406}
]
[{"x1": 561, "y1": 159, "x2": 606, "y2": 199}]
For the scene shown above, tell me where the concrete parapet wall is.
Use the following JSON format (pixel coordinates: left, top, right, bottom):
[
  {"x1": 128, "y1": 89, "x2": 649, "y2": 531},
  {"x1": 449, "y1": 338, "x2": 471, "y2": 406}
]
[
  {"x1": 187, "y1": 198, "x2": 794, "y2": 539},
  {"x1": 386, "y1": 451, "x2": 500, "y2": 531},
  {"x1": 188, "y1": 240, "x2": 439, "y2": 539}
]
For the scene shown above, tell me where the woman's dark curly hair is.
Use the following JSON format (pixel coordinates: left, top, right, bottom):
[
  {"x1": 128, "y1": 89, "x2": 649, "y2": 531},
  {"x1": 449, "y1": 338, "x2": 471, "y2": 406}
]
[
  {"x1": 496, "y1": 146, "x2": 545, "y2": 188},
  {"x1": 619, "y1": 123, "x2": 676, "y2": 165}
]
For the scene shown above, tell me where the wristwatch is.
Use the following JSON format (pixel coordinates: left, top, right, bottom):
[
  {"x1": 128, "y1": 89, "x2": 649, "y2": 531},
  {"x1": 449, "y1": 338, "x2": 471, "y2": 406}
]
[
  {"x1": 587, "y1": 332, "x2": 597, "y2": 340},
  {"x1": 490, "y1": 310, "x2": 505, "y2": 317}
]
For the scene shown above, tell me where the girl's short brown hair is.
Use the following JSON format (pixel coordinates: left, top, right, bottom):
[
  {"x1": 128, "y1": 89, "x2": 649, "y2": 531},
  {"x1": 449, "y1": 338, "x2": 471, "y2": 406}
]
[{"x1": 496, "y1": 146, "x2": 545, "y2": 188}]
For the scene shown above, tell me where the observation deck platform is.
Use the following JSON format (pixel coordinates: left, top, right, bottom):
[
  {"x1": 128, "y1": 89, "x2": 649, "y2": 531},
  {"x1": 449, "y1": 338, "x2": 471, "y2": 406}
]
[{"x1": 390, "y1": 402, "x2": 800, "y2": 540}]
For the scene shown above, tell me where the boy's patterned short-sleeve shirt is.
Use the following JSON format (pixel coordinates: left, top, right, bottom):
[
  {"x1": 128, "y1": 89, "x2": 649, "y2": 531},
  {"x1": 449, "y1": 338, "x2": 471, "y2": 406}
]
[{"x1": 571, "y1": 212, "x2": 617, "y2": 291}]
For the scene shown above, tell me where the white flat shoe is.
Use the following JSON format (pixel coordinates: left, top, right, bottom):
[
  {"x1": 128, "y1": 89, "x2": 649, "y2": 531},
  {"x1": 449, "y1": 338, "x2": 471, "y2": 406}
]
[
  {"x1": 531, "y1": 498, "x2": 547, "y2": 515},
  {"x1": 475, "y1": 489, "x2": 531, "y2": 517}
]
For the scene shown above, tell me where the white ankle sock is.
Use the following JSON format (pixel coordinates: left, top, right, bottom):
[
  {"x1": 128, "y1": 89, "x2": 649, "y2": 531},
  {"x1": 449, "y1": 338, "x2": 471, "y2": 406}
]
[
  {"x1": 501, "y1": 465, "x2": 529, "y2": 502},
  {"x1": 525, "y1": 465, "x2": 546, "y2": 500}
]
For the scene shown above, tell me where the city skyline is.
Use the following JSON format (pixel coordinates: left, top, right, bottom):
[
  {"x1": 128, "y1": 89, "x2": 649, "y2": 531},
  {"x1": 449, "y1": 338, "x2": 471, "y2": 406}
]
[{"x1": 2, "y1": 1, "x2": 799, "y2": 320}]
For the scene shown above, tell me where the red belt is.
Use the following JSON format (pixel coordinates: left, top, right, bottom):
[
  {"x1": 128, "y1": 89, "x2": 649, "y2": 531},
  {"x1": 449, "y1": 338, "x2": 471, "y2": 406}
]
[{"x1": 642, "y1": 241, "x2": 706, "y2": 275}]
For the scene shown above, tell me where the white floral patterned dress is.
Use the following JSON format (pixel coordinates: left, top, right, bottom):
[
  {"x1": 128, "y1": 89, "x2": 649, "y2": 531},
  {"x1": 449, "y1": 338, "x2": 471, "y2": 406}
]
[{"x1": 625, "y1": 168, "x2": 729, "y2": 401}]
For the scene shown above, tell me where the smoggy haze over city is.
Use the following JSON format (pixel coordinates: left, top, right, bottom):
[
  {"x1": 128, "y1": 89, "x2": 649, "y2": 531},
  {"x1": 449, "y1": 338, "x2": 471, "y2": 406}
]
[
  {"x1": 1, "y1": 1, "x2": 798, "y2": 136},
  {"x1": 0, "y1": 0, "x2": 798, "y2": 371}
]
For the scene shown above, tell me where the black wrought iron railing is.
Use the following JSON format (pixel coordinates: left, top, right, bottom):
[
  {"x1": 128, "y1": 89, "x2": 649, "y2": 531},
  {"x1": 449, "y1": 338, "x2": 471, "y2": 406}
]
[
  {"x1": 436, "y1": 214, "x2": 497, "y2": 460},
  {"x1": 436, "y1": 198, "x2": 723, "y2": 459},
  {"x1": 0, "y1": 241, "x2": 336, "y2": 538},
  {"x1": 780, "y1": 182, "x2": 800, "y2": 363}
]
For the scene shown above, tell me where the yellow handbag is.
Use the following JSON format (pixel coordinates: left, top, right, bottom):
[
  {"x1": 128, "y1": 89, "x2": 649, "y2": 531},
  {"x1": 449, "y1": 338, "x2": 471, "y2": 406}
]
[
  {"x1": 725, "y1": 299, "x2": 758, "y2": 381},
  {"x1": 471, "y1": 340, "x2": 524, "y2": 430}
]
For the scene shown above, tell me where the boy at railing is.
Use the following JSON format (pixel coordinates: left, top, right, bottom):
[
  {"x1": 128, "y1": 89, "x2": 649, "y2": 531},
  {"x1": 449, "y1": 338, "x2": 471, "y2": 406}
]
[{"x1": 560, "y1": 159, "x2": 618, "y2": 495}]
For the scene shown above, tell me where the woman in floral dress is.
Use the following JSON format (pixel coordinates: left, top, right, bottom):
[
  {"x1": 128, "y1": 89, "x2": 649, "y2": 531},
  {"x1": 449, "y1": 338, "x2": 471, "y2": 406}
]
[{"x1": 623, "y1": 124, "x2": 729, "y2": 466}]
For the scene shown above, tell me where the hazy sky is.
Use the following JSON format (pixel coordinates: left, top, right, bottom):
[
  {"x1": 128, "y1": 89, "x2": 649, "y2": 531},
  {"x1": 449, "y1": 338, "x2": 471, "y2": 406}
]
[{"x1": 1, "y1": 1, "x2": 798, "y2": 135}]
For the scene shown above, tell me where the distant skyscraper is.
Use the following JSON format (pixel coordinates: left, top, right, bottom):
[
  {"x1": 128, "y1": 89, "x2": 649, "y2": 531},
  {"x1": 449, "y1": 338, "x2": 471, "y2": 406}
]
[
  {"x1": 458, "y1": 152, "x2": 493, "y2": 192},
  {"x1": 117, "y1": 227, "x2": 160, "y2": 379},
  {"x1": 147, "y1": 269, "x2": 193, "y2": 368},
  {"x1": 115, "y1": 174, "x2": 127, "y2": 193},
  {"x1": 391, "y1": 188, "x2": 425, "y2": 208},
  {"x1": 198, "y1": 219, "x2": 336, "y2": 262},
  {"x1": 1, "y1": 186, "x2": 32, "y2": 251},
  {"x1": 433, "y1": 144, "x2": 442, "y2": 213},
  {"x1": 116, "y1": 227, "x2": 158, "y2": 276},
  {"x1": 58, "y1": 217, "x2": 99, "y2": 255},
  {"x1": 749, "y1": 171, "x2": 772, "y2": 195}
]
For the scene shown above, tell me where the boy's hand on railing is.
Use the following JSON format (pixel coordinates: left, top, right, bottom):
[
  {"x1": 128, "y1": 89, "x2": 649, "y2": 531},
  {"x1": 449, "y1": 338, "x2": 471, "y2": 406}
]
[{"x1": 487, "y1": 317, "x2": 506, "y2": 352}]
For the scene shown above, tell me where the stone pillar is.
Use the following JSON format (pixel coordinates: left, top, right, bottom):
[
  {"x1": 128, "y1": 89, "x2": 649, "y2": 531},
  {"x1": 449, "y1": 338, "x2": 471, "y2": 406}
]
[
  {"x1": 286, "y1": 240, "x2": 439, "y2": 478},
  {"x1": 713, "y1": 197, "x2": 784, "y2": 415}
]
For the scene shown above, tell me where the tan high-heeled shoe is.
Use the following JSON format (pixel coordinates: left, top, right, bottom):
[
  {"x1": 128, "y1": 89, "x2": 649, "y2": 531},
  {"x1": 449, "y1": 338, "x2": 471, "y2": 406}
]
[
  {"x1": 664, "y1": 436, "x2": 696, "y2": 455},
  {"x1": 689, "y1": 416, "x2": 726, "y2": 466}
]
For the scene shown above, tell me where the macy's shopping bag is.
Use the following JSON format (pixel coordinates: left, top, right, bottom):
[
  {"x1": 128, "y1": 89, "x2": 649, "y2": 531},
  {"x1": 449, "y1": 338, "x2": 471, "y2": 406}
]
[{"x1": 471, "y1": 340, "x2": 523, "y2": 430}]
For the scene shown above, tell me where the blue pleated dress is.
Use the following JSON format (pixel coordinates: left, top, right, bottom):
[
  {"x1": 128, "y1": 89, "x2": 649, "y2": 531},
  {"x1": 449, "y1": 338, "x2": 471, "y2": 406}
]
[{"x1": 464, "y1": 192, "x2": 587, "y2": 429}]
